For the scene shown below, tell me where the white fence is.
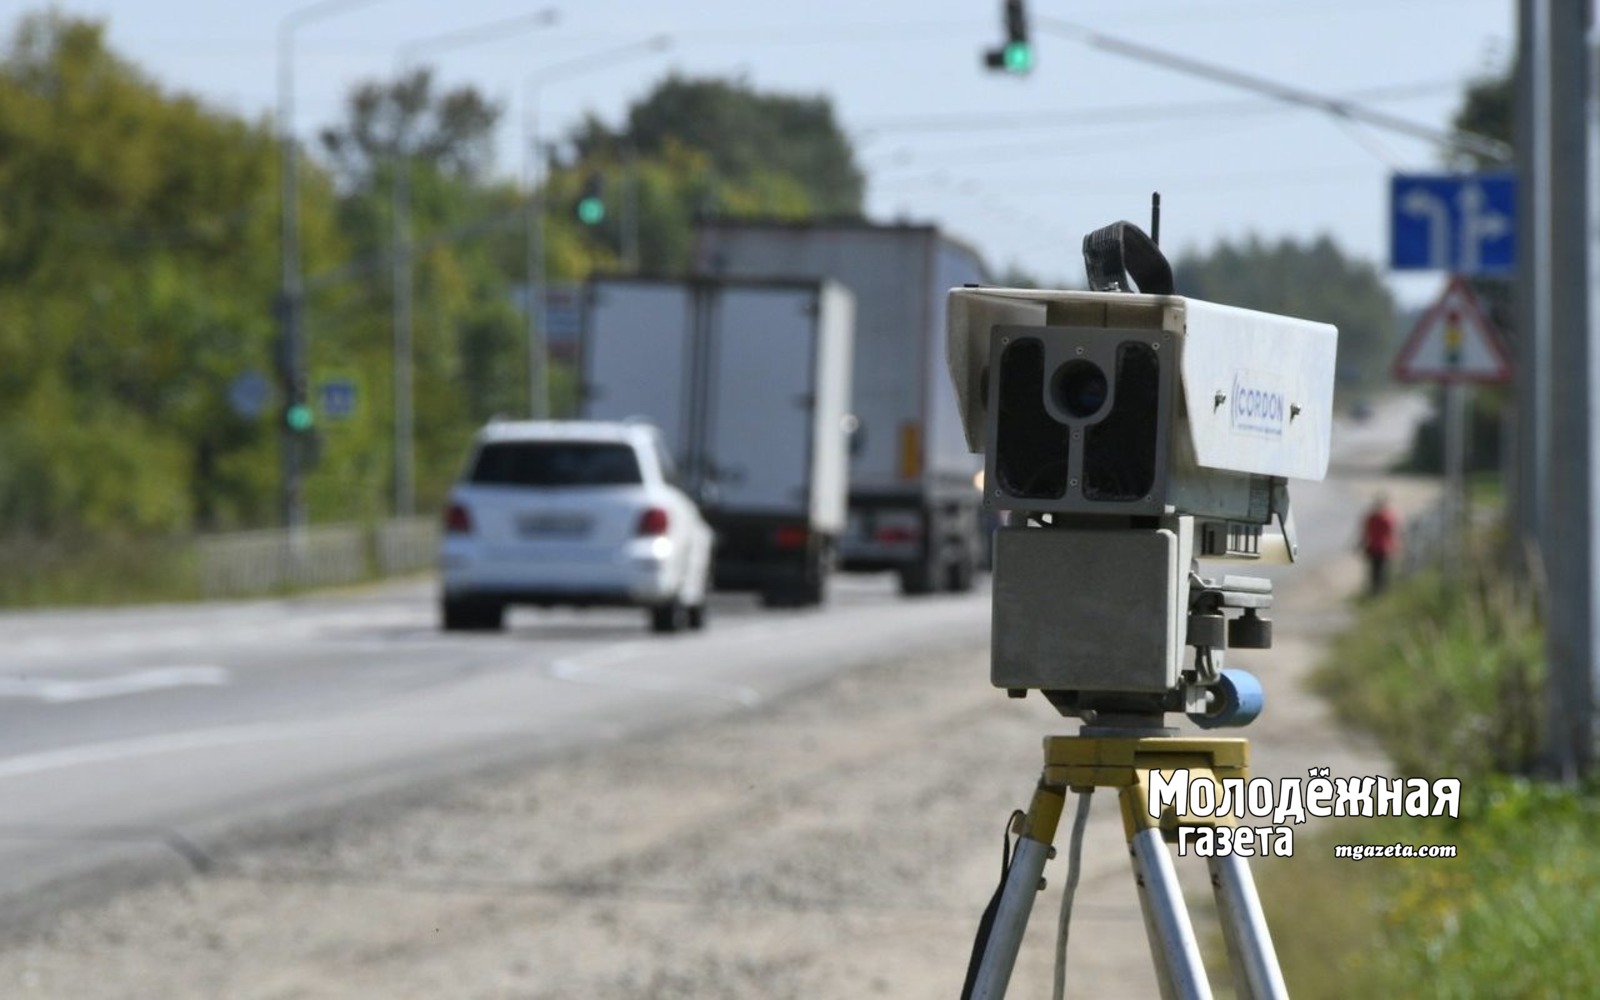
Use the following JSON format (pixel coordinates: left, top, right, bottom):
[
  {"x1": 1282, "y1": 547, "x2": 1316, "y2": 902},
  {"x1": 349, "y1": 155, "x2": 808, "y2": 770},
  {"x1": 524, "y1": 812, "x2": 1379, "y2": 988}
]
[{"x1": 196, "y1": 517, "x2": 439, "y2": 599}]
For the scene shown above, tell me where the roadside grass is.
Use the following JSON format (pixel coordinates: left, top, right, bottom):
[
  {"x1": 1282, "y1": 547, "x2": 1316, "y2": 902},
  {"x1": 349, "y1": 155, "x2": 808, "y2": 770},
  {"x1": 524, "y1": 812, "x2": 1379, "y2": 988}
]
[
  {"x1": 1257, "y1": 550, "x2": 1600, "y2": 997},
  {"x1": 0, "y1": 535, "x2": 200, "y2": 607},
  {"x1": 1259, "y1": 784, "x2": 1600, "y2": 999}
]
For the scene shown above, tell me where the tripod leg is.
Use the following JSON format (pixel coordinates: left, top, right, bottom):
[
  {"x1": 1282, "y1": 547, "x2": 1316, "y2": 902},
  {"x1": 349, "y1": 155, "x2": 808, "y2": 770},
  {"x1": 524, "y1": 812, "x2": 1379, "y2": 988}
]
[
  {"x1": 1129, "y1": 827, "x2": 1213, "y2": 1000},
  {"x1": 1208, "y1": 852, "x2": 1288, "y2": 1000},
  {"x1": 968, "y1": 782, "x2": 1065, "y2": 1000}
]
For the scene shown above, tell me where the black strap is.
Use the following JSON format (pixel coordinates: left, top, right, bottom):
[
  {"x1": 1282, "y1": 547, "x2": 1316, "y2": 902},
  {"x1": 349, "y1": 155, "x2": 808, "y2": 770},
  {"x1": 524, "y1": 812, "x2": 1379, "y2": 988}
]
[
  {"x1": 960, "y1": 809, "x2": 1025, "y2": 1000},
  {"x1": 1082, "y1": 221, "x2": 1174, "y2": 295}
]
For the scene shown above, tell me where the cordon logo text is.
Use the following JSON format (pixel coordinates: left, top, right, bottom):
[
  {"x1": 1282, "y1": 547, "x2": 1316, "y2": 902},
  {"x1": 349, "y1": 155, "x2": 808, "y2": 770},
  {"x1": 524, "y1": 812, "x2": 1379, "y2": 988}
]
[{"x1": 1231, "y1": 371, "x2": 1286, "y2": 438}]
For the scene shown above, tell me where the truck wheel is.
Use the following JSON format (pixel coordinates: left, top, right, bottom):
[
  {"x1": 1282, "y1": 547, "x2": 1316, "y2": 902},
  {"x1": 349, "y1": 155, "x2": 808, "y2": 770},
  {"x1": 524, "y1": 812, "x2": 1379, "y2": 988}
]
[
  {"x1": 947, "y1": 550, "x2": 976, "y2": 593},
  {"x1": 898, "y1": 559, "x2": 939, "y2": 597},
  {"x1": 650, "y1": 599, "x2": 689, "y2": 634}
]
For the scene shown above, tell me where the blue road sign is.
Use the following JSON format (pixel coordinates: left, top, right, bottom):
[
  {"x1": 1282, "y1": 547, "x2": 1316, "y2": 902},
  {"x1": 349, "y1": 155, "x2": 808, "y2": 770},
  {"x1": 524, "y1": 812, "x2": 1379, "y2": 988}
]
[
  {"x1": 227, "y1": 370, "x2": 271, "y2": 419},
  {"x1": 318, "y1": 378, "x2": 357, "y2": 421},
  {"x1": 1390, "y1": 172, "x2": 1516, "y2": 275}
]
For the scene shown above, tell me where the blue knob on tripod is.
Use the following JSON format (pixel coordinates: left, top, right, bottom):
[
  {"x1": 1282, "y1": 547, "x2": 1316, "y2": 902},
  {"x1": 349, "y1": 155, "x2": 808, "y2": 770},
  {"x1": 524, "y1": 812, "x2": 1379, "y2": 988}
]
[{"x1": 1189, "y1": 669, "x2": 1264, "y2": 729}]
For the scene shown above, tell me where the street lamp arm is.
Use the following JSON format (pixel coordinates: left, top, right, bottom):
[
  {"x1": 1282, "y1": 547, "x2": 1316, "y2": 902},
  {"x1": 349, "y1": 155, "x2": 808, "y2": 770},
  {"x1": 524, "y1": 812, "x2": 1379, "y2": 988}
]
[
  {"x1": 524, "y1": 34, "x2": 673, "y2": 92},
  {"x1": 397, "y1": 8, "x2": 560, "y2": 68}
]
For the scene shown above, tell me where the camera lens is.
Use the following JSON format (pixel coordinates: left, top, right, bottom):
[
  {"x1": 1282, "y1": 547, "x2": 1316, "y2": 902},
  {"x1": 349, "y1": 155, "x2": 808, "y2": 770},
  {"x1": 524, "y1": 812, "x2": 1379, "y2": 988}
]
[{"x1": 1052, "y1": 360, "x2": 1109, "y2": 419}]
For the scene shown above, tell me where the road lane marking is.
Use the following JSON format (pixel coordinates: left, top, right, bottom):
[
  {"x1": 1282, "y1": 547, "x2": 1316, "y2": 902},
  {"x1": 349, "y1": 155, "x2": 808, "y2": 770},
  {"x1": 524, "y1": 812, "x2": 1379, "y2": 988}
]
[
  {"x1": 547, "y1": 643, "x2": 763, "y2": 707},
  {"x1": 0, "y1": 666, "x2": 229, "y2": 703}
]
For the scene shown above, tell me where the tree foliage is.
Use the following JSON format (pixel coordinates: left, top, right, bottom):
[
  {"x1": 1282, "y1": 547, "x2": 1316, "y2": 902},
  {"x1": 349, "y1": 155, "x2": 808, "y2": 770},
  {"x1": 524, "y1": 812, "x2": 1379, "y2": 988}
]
[
  {"x1": 318, "y1": 67, "x2": 501, "y2": 190},
  {"x1": 572, "y1": 75, "x2": 864, "y2": 219},
  {"x1": 0, "y1": 13, "x2": 868, "y2": 554},
  {"x1": 0, "y1": 12, "x2": 329, "y2": 534}
]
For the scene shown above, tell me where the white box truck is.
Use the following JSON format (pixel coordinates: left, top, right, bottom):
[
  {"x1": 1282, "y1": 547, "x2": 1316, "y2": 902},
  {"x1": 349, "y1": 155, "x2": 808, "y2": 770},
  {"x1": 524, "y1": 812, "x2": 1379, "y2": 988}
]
[
  {"x1": 693, "y1": 220, "x2": 991, "y2": 595},
  {"x1": 581, "y1": 275, "x2": 855, "y2": 607}
]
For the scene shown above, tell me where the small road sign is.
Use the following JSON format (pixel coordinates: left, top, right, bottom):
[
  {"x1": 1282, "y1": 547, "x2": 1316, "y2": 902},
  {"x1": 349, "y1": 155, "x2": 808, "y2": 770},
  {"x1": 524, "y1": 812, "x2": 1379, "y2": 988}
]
[
  {"x1": 227, "y1": 370, "x2": 272, "y2": 418},
  {"x1": 318, "y1": 378, "x2": 358, "y2": 421},
  {"x1": 1393, "y1": 276, "x2": 1512, "y2": 384},
  {"x1": 1390, "y1": 172, "x2": 1515, "y2": 275}
]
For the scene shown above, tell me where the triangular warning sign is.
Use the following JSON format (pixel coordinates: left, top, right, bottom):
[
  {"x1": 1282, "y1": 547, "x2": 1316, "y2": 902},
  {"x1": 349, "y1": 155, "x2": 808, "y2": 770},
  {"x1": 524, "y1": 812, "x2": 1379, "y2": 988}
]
[{"x1": 1393, "y1": 275, "x2": 1512, "y2": 384}]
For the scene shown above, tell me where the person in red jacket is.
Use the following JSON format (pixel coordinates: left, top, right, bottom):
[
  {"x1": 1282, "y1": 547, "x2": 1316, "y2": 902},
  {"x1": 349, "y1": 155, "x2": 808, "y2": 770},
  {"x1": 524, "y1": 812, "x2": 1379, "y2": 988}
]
[{"x1": 1361, "y1": 495, "x2": 1401, "y2": 595}]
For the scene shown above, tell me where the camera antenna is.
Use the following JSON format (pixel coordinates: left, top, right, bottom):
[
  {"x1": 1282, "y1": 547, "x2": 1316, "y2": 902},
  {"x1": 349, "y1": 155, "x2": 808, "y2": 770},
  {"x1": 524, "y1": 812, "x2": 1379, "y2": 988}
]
[{"x1": 1150, "y1": 191, "x2": 1161, "y2": 247}]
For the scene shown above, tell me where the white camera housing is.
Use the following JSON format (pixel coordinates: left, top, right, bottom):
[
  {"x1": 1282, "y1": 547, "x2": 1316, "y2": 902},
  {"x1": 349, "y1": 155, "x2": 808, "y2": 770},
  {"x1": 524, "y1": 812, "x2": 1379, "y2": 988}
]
[{"x1": 948, "y1": 287, "x2": 1337, "y2": 529}]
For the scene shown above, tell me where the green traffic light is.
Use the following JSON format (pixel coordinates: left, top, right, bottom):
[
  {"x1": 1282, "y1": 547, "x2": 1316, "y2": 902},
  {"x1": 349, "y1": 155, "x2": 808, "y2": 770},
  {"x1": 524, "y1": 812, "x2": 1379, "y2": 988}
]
[
  {"x1": 577, "y1": 197, "x2": 606, "y2": 225},
  {"x1": 1003, "y1": 40, "x2": 1033, "y2": 73},
  {"x1": 286, "y1": 403, "x2": 314, "y2": 432}
]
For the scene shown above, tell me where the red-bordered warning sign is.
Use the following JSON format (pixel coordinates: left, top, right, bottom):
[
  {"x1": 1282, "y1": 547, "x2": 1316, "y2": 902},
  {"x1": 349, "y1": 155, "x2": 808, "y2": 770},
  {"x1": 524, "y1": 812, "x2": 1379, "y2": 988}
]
[{"x1": 1393, "y1": 275, "x2": 1512, "y2": 384}]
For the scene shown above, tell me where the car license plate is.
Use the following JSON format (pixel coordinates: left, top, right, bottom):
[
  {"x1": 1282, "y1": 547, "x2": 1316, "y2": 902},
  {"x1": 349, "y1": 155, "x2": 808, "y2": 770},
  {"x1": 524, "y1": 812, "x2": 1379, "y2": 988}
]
[{"x1": 517, "y1": 513, "x2": 591, "y2": 538}]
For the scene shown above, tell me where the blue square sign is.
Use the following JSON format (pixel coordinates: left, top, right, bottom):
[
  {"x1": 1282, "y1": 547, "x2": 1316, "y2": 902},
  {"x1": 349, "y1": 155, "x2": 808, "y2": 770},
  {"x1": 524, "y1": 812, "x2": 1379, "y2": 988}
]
[
  {"x1": 318, "y1": 378, "x2": 358, "y2": 421},
  {"x1": 1390, "y1": 172, "x2": 1516, "y2": 275}
]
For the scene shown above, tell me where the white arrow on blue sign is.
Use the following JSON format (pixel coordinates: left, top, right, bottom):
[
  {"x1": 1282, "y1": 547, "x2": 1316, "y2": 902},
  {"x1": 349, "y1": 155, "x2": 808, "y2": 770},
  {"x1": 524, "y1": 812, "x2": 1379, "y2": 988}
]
[{"x1": 1390, "y1": 172, "x2": 1516, "y2": 275}]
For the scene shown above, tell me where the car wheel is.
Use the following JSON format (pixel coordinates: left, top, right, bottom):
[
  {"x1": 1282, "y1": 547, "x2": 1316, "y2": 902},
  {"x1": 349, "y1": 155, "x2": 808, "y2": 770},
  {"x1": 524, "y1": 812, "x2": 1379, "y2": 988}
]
[
  {"x1": 441, "y1": 597, "x2": 474, "y2": 632},
  {"x1": 478, "y1": 601, "x2": 506, "y2": 631},
  {"x1": 442, "y1": 597, "x2": 503, "y2": 632},
  {"x1": 687, "y1": 603, "x2": 708, "y2": 630},
  {"x1": 650, "y1": 599, "x2": 689, "y2": 634}
]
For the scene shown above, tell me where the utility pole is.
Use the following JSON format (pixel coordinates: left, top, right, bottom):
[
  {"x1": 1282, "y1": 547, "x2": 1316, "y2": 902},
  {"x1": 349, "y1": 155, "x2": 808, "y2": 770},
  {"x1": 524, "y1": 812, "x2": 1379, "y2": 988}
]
[{"x1": 1531, "y1": 0, "x2": 1596, "y2": 781}]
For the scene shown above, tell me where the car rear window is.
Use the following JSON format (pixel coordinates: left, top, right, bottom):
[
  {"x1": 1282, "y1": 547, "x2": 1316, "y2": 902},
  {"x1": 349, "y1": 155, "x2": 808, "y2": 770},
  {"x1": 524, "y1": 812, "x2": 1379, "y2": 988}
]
[{"x1": 470, "y1": 441, "x2": 643, "y2": 487}]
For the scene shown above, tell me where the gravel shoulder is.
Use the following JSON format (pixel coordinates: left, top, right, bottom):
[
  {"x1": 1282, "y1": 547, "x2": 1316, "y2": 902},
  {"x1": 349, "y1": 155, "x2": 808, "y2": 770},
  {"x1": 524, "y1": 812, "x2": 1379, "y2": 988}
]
[{"x1": 0, "y1": 471, "x2": 1439, "y2": 999}]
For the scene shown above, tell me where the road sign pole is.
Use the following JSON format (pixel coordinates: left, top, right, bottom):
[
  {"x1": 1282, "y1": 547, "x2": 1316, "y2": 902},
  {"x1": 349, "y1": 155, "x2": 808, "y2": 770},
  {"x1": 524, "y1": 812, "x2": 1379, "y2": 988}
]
[{"x1": 1443, "y1": 381, "x2": 1468, "y2": 567}]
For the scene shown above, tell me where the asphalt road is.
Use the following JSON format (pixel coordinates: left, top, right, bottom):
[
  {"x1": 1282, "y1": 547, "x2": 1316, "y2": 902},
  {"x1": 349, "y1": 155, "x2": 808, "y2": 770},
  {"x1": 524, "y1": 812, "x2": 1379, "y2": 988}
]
[
  {"x1": 0, "y1": 567, "x2": 993, "y2": 910},
  {"x1": 0, "y1": 394, "x2": 1429, "y2": 920}
]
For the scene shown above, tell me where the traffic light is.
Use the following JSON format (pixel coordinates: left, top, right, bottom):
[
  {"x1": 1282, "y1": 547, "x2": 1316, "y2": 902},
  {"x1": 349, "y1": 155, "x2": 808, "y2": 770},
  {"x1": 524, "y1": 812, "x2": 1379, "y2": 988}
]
[
  {"x1": 984, "y1": 0, "x2": 1033, "y2": 74},
  {"x1": 576, "y1": 171, "x2": 606, "y2": 225},
  {"x1": 285, "y1": 401, "x2": 314, "y2": 432}
]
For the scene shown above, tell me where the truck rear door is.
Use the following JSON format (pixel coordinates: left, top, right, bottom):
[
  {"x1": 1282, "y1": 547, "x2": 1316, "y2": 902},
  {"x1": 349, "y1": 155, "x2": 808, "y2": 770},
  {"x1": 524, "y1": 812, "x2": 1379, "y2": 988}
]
[
  {"x1": 705, "y1": 285, "x2": 816, "y2": 518},
  {"x1": 583, "y1": 281, "x2": 694, "y2": 450}
]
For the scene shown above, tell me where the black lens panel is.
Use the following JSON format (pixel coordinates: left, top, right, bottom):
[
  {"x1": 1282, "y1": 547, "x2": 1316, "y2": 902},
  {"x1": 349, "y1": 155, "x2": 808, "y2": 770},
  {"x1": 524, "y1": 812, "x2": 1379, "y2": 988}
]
[
  {"x1": 1083, "y1": 342, "x2": 1160, "y2": 502},
  {"x1": 995, "y1": 338, "x2": 1070, "y2": 499}
]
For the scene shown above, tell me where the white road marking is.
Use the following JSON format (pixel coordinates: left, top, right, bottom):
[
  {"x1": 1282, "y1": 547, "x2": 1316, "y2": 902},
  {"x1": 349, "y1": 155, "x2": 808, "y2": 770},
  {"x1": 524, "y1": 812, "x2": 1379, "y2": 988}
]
[
  {"x1": 547, "y1": 642, "x2": 763, "y2": 707},
  {"x1": 0, "y1": 666, "x2": 229, "y2": 703},
  {"x1": 0, "y1": 723, "x2": 299, "y2": 781}
]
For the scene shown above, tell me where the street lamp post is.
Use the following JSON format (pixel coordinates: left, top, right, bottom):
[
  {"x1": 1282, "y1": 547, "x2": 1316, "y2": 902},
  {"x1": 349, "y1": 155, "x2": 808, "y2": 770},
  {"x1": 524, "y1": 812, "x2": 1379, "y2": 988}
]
[
  {"x1": 523, "y1": 35, "x2": 672, "y2": 419},
  {"x1": 390, "y1": 9, "x2": 559, "y2": 518}
]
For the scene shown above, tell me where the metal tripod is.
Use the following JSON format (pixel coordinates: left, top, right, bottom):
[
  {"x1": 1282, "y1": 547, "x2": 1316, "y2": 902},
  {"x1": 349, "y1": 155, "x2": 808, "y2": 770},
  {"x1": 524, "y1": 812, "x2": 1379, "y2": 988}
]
[{"x1": 966, "y1": 733, "x2": 1288, "y2": 1000}]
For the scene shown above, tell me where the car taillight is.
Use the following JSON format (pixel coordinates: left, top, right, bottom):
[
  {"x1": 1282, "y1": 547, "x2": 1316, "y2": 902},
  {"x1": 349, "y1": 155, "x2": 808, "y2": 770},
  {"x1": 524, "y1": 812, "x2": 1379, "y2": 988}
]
[
  {"x1": 444, "y1": 502, "x2": 472, "y2": 535},
  {"x1": 637, "y1": 507, "x2": 670, "y2": 536},
  {"x1": 773, "y1": 524, "x2": 809, "y2": 550},
  {"x1": 874, "y1": 526, "x2": 917, "y2": 544}
]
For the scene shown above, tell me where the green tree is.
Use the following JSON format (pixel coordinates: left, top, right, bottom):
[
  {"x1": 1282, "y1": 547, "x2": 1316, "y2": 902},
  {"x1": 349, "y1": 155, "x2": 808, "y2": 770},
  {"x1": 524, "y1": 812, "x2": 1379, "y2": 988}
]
[
  {"x1": 0, "y1": 12, "x2": 343, "y2": 535},
  {"x1": 575, "y1": 75, "x2": 864, "y2": 217}
]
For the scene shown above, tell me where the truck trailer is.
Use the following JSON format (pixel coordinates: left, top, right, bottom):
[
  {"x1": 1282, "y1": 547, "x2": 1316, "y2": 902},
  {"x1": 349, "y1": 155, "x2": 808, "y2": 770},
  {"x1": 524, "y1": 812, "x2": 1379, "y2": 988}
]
[
  {"x1": 693, "y1": 219, "x2": 990, "y2": 596},
  {"x1": 580, "y1": 275, "x2": 855, "y2": 607}
]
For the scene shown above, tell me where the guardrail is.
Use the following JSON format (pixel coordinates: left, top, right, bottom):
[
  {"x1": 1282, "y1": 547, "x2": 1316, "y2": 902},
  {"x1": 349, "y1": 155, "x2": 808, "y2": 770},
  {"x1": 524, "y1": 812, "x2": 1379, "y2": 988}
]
[{"x1": 196, "y1": 517, "x2": 439, "y2": 599}]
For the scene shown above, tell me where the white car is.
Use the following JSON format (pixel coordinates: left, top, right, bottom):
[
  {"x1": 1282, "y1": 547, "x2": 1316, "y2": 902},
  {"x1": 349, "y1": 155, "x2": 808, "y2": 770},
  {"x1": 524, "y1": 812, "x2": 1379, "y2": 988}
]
[{"x1": 438, "y1": 421, "x2": 714, "y2": 633}]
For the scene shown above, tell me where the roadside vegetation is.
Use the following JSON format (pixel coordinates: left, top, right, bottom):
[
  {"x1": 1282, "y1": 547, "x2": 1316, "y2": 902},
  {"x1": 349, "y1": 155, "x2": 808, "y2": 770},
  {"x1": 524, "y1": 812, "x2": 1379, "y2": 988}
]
[{"x1": 1259, "y1": 532, "x2": 1600, "y2": 997}]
